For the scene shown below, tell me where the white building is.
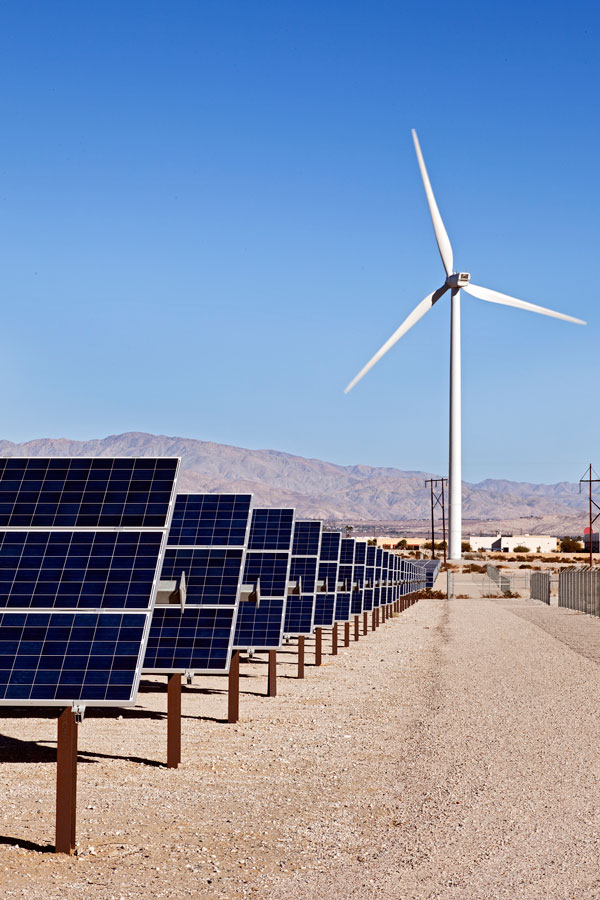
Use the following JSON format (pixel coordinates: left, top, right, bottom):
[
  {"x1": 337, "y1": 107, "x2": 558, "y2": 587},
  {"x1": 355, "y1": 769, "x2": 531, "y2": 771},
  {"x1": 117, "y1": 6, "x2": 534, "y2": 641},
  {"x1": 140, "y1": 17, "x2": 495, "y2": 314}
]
[{"x1": 469, "y1": 533, "x2": 558, "y2": 554}]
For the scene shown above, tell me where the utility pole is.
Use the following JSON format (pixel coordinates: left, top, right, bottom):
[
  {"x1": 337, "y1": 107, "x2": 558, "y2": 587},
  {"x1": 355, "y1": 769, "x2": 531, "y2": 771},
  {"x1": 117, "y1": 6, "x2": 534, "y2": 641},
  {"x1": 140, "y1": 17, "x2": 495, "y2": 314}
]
[
  {"x1": 425, "y1": 477, "x2": 448, "y2": 565},
  {"x1": 579, "y1": 465, "x2": 600, "y2": 568}
]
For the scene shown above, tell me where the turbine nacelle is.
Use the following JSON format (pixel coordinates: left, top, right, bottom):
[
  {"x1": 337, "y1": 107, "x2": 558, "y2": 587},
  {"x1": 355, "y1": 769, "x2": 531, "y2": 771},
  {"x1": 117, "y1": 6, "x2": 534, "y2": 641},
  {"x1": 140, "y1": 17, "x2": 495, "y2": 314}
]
[{"x1": 446, "y1": 272, "x2": 470, "y2": 288}]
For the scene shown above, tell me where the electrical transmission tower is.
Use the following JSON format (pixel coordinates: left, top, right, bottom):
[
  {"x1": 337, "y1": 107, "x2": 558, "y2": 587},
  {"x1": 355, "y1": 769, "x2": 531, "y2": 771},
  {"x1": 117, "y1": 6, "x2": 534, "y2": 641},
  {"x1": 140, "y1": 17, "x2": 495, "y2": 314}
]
[
  {"x1": 424, "y1": 477, "x2": 448, "y2": 565},
  {"x1": 579, "y1": 464, "x2": 600, "y2": 567}
]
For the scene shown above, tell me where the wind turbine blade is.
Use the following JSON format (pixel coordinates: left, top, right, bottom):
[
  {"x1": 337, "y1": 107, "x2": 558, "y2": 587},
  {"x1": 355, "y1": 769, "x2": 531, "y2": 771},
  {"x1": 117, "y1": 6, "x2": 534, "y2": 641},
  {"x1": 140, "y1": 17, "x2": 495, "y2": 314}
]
[
  {"x1": 411, "y1": 129, "x2": 454, "y2": 277},
  {"x1": 344, "y1": 286, "x2": 448, "y2": 393},
  {"x1": 464, "y1": 283, "x2": 586, "y2": 325}
]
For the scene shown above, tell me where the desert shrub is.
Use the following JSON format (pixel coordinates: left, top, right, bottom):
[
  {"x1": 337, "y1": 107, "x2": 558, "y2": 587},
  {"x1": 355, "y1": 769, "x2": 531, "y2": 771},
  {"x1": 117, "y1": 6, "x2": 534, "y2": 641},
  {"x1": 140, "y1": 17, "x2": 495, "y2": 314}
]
[
  {"x1": 513, "y1": 545, "x2": 530, "y2": 553},
  {"x1": 462, "y1": 541, "x2": 472, "y2": 552}
]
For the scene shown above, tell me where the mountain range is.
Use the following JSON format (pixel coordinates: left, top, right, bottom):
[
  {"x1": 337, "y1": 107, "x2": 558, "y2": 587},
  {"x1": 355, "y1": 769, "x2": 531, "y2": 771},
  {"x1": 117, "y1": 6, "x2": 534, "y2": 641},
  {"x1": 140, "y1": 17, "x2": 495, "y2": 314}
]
[{"x1": 0, "y1": 432, "x2": 588, "y2": 535}]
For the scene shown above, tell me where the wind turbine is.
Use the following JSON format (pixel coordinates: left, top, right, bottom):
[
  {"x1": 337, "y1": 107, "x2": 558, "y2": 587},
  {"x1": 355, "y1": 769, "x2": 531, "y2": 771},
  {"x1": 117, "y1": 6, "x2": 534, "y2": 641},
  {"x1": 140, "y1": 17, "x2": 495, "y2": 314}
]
[{"x1": 344, "y1": 129, "x2": 586, "y2": 561}]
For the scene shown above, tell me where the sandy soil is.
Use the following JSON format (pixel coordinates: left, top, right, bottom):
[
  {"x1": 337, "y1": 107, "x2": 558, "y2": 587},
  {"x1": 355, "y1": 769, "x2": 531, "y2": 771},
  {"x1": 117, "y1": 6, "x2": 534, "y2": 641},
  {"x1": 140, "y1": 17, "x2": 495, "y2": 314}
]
[{"x1": 2, "y1": 592, "x2": 600, "y2": 899}]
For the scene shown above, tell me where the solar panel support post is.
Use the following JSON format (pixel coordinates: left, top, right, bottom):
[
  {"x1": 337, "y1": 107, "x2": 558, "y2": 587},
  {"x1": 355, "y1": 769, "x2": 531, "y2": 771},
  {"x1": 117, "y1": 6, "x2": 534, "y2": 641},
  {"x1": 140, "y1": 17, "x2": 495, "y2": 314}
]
[
  {"x1": 372, "y1": 609, "x2": 376, "y2": 631},
  {"x1": 315, "y1": 628, "x2": 322, "y2": 666},
  {"x1": 167, "y1": 673, "x2": 182, "y2": 769},
  {"x1": 363, "y1": 611, "x2": 368, "y2": 635},
  {"x1": 267, "y1": 650, "x2": 277, "y2": 697},
  {"x1": 228, "y1": 650, "x2": 240, "y2": 723},
  {"x1": 55, "y1": 707, "x2": 78, "y2": 855},
  {"x1": 344, "y1": 621, "x2": 350, "y2": 647},
  {"x1": 354, "y1": 615, "x2": 359, "y2": 641},
  {"x1": 297, "y1": 635, "x2": 305, "y2": 679},
  {"x1": 331, "y1": 624, "x2": 338, "y2": 655}
]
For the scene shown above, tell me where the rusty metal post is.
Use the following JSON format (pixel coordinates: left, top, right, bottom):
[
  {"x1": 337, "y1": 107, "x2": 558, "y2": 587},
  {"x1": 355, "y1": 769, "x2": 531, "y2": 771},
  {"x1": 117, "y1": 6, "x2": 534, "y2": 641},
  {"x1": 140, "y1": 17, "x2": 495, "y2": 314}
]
[
  {"x1": 315, "y1": 627, "x2": 322, "y2": 666},
  {"x1": 344, "y1": 621, "x2": 350, "y2": 647},
  {"x1": 363, "y1": 611, "x2": 368, "y2": 635},
  {"x1": 354, "y1": 615, "x2": 359, "y2": 641},
  {"x1": 372, "y1": 609, "x2": 376, "y2": 631},
  {"x1": 55, "y1": 707, "x2": 78, "y2": 854},
  {"x1": 228, "y1": 649, "x2": 240, "y2": 723},
  {"x1": 331, "y1": 624, "x2": 338, "y2": 655},
  {"x1": 167, "y1": 673, "x2": 182, "y2": 769},
  {"x1": 267, "y1": 649, "x2": 277, "y2": 696},
  {"x1": 297, "y1": 635, "x2": 305, "y2": 679}
]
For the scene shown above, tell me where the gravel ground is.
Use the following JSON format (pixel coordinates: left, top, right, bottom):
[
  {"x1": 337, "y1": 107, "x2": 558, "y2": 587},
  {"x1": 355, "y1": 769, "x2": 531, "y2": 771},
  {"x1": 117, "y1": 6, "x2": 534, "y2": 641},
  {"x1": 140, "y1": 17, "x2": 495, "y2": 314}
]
[{"x1": 2, "y1": 594, "x2": 600, "y2": 899}]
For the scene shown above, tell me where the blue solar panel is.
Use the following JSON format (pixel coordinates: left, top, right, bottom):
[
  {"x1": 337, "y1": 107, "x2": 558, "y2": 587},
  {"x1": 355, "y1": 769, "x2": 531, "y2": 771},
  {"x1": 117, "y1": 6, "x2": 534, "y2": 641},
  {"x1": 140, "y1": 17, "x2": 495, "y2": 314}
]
[
  {"x1": 248, "y1": 508, "x2": 294, "y2": 551},
  {"x1": 0, "y1": 457, "x2": 179, "y2": 706},
  {"x1": 144, "y1": 493, "x2": 252, "y2": 675},
  {"x1": 0, "y1": 531, "x2": 163, "y2": 610},
  {"x1": 292, "y1": 520, "x2": 321, "y2": 557},
  {"x1": 335, "y1": 538, "x2": 355, "y2": 623},
  {"x1": 0, "y1": 458, "x2": 176, "y2": 528},
  {"x1": 144, "y1": 607, "x2": 235, "y2": 672},
  {"x1": 167, "y1": 494, "x2": 251, "y2": 547},
  {"x1": 233, "y1": 508, "x2": 295, "y2": 650},
  {"x1": 373, "y1": 548, "x2": 383, "y2": 608},
  {"x1": 351, "y1": 541, "x2": 366, "y2": 615},
  {"x1": 285, "y1": 521, "x2": 322, "y2": 636},
  {"x1": 314, "y1": 531, "x2": 341, "y2": 628},
  {"x1": 362, "y1": 544, "x2": 376, "y2": 611}
]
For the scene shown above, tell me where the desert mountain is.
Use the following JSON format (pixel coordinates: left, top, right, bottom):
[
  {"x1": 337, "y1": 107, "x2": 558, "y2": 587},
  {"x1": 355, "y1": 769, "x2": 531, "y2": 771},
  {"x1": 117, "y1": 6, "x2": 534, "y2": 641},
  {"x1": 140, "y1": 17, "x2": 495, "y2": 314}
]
[{"x1": 0, "y1": 432, "x2": 588, "y2": 530}]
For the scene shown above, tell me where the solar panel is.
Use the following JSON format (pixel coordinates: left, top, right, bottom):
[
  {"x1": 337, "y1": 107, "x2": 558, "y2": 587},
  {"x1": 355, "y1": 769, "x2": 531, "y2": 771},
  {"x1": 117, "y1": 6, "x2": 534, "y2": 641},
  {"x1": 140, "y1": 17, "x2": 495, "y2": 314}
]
[
  {"x1": 284, "y1": 520, "x2": 322, "y2": 637},
  {"x1": 351, "y1": 541, "x2": 367, "y2": 615},
  {"x1": 334, "y1": 538, "x2": 354, "y2": 623},
  {"x1": 373, "y1": 547, "x2": 383, "y2": 608},
  {"x1": 362, "y1": 544, "x2": 376, "y2": 611},
  {"x1": 0, "y1": 457, "x2": 179, "y2": 706},
  {"x1": 143, "y1": 493, "x2": 252, "y2": 675},
  {"x1": 313, "y1": 531, "x2": 341, "y2": 628},
  {"x1": 233, "y1": 508, "x2": 295, "y2": 650}
]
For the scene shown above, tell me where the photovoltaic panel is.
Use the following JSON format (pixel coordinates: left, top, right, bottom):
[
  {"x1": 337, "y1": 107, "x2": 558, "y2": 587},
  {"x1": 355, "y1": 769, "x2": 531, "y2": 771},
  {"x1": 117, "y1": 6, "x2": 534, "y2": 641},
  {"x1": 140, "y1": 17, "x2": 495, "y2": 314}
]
[
  {"x1": 381, "y1": 552, "x2": 390, "y2": 606},
  {"x1": 335, "y1": 538, "x2": 354, "y2": 623},
  {"x1": 363, "y1": 544, "x2": 376, "y2": 611},
  {"x1": 144, "y1": 493, "x2": 252, "y2": 675},
  {"x1": 284, "y1": 521, "x2": 322, "y2": 637},
  {"x1": 0, "y1": 457, "x2": 176, "y2": 528},
  {"x1": 351, "y1": 541, "x2": 367, "y2": 615},
  {"x1": 0, "y1": 457, "x2": 179, "y2": 706},
  {"x1": 373, "y1": 548, "x2": 383, "y2": 608},
  {"x1": 314, "y1": 531, "x2": 341, "y2": 628},
  {"x1": 233, "y1": 508, "x2": 295, "y2": 650}
]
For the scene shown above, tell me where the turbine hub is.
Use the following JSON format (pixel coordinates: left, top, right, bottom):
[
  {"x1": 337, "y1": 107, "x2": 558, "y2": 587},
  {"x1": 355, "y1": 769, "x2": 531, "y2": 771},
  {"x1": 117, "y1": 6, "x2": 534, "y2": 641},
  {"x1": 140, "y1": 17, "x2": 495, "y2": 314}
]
[{"x1": 446, "y1": 272, "x2": 470, "y2": 288}]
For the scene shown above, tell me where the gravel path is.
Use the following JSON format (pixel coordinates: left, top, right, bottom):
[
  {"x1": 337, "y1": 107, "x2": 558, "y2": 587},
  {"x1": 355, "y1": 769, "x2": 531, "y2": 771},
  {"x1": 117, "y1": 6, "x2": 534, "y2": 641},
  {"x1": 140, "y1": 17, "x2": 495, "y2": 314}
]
[{"x1": 2, "y1": 597, "x2": 600, "y2": 899}]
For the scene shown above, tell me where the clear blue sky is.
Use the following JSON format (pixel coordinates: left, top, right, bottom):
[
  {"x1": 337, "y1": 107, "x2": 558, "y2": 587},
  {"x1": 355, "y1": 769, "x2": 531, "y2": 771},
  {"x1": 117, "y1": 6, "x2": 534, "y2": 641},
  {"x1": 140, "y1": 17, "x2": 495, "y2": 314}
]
[{"x1": 1, "y1": 1, "x2": 597, "y2": 484}]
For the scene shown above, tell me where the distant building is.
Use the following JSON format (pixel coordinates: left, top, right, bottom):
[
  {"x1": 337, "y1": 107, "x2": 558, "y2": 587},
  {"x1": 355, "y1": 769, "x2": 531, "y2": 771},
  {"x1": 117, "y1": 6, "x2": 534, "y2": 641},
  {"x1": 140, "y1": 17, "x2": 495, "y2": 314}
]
[
  {"x1": 469, "y1": 533, "x2": 558, "y2": 553},
  {"x1": 583, "y1": 528, "x2": 599, "y2": 553}
]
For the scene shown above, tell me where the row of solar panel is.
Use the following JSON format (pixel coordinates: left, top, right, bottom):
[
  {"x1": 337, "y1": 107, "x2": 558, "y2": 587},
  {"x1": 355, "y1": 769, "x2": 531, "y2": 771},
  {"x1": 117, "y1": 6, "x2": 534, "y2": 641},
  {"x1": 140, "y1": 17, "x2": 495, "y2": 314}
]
[{"x1": 0, "y1": 459, "x2": 427, "y2": 706}]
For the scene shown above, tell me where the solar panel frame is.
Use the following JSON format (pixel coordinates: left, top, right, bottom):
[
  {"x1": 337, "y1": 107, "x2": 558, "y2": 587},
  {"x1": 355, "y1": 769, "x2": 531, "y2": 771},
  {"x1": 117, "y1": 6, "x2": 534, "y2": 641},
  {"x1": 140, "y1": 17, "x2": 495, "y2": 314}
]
[
  {"x1": 373, "y1": 547, "x2": 383, "y2": 608},
  {"x1": 0, "y1": 457, "x2": 180, "y2": 707},
  {"x1": 233, "y1": 508, "x2": 295, "y2": 651},
  {"x1": 143, "y1": 493, "x2": 253, "y2": 676}
]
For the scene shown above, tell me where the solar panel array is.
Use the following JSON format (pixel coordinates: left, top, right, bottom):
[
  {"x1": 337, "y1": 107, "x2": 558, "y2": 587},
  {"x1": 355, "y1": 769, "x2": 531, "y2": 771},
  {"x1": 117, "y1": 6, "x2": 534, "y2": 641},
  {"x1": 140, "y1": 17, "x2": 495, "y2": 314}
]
[
  {"x1": 233, "y1": 508, "x2": 295, "y2": 650},
  {"x1": 0, "y1": 458, "x2": 179, "y2": 706},
  {"x1": 0, "y1": 455, "x2": 430, "y2": 708},
  {"x1": 284, "y1": 520, "x2": 322, "y2": 636},
  {"x1": 144, "y1": 494, "x2": 252, "y2": 675}
]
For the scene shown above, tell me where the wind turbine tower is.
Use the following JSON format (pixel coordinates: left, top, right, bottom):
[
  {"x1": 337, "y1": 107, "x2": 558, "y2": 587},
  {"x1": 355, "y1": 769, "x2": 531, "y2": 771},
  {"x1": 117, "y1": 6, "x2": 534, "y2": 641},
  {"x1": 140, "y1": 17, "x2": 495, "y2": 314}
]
[{"x1": 345, "y1": 130, "x2": 585, "y2": 561}]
